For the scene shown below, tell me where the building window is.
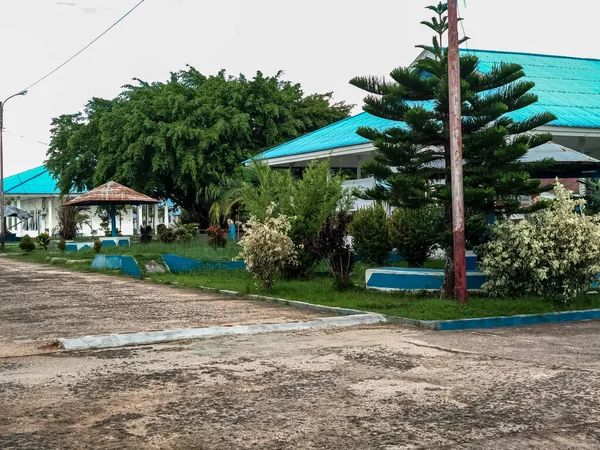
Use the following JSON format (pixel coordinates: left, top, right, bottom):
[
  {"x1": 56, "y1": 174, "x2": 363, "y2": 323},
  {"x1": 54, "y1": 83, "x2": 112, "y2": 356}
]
[{"x1": 23, "y1": 210, "x2": 42, "y2": 232}]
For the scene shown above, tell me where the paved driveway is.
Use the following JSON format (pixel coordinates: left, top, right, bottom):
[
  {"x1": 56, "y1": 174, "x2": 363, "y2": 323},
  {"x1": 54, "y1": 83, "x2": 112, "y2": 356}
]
[
  {"x1": 1, "y1": 258, "x2": 600, "y2": 449},
  {"x1": 0, "y1": 258, "x2": 325, "y2": 357},
  {"x1": 2, "y1": 322, "x2": 600, "y2": 449}
]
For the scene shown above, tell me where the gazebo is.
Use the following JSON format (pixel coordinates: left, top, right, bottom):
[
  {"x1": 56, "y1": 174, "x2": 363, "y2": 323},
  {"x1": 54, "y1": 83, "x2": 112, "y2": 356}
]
[{"x1": 65, "y1": 181, "x2": 159, "y2": 237}]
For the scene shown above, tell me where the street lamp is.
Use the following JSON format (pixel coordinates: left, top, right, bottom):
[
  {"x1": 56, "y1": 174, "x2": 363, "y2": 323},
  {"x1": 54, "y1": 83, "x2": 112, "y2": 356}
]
[{"x1": 0, "y1": 89, "x2": 28, "y2": 251}]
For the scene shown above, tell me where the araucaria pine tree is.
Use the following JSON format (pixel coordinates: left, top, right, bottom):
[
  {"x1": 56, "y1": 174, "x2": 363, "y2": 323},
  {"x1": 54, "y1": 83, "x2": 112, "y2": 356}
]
[{"x1": 350, "y1": 2, "x2": 556, "y2": 298}]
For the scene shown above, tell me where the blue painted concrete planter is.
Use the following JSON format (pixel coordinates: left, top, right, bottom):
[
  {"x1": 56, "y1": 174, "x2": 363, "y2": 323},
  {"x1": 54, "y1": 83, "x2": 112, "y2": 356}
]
[
  {"x1": 366, "y1": 267, "x2": 487, "y2": 291},
  {"x1": 91, "y1": 255, "x2": 123, "y2": 270},
  {"x1": 162, "y1": 254, "x2": 246, "y2": 274},
  {"x1": 121, "y1": 256, "x2": 142, "y2": 279},
  {"x1": 66, "y1": 237, "x2": 129, "y2": 252},
  {"x1": 66, "y1": 242, "x2": 93, "y2": 252},
  {"x1": 99, "y1": 237, "x2": 130, "y2": 247},
  {"x1": 90, "y1": 254, "x2": 142, "y2": 278}
]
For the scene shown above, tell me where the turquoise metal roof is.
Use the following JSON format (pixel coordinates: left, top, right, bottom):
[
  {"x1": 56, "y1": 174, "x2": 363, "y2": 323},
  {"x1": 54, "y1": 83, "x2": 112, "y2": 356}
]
[
  {"x1": 4, "y1": 166, "x2": 67, "y2": 195},
  {"x1": 253, "y1": 49, "x2": 600, "y2": 162},
  {"x1": 252, "y1": 113, "x2": 399, "y2": 161}
]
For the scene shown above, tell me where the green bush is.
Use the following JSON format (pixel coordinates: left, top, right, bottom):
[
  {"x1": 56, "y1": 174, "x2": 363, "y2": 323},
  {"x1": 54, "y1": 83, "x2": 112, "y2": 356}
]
[
  {"x1": 19, "y1": 235, "x2": 36, "y2": 253},
  {"x1": 389, "y1": 206, "x2": 442, "y2": 267},
  {"x1": 57, "y1": 238, "x2": 67, "y2": 253},
  {"x1": 140, "y1": 225, "x2": 153, "y2": 244},
  {"x1": 305, "y1": 211, "x2": 355, "y2": 291},
  {"x1": 36, "y1": 233, "x2": 51, "y2": 250},
  {"x1": 175, "y1": 223, "x2": 198, "y2": 241},
  {"x1": 157, "y1": 224, "x2": 167, "y2": 235},
  {"x1": 482, "y1": 182, "x2": 600, "y2": 301},
  {"x1": 349, "y1": 203, "x2": 391, "y2": 265},
  {"x1": 93, "y1": 239, "x2": 103, "y2": 254},
  {"x1": 159, "y1": 228, "x2": 177, "y2": 243},
  {"x1": 243, "y1": 160, "x2": 351, "y2": 278}
]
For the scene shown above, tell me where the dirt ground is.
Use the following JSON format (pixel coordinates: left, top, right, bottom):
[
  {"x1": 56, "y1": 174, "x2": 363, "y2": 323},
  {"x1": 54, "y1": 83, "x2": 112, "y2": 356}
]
[
  {"x1": 2, "y1": 258, "x2": 600, "y2": 449},
  {"x1": 0, "y1": 258, "x2": 326, "y2": 357}
]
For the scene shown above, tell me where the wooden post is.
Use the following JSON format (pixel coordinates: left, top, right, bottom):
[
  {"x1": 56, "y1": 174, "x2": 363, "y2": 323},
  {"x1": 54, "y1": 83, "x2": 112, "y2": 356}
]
[{"x1": 448, "y1": 0, "x2": 468, "y2": 303}]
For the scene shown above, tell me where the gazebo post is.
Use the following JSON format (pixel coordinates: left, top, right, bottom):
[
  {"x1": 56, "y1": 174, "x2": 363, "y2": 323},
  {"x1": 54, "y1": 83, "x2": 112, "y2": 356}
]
[{"x1": 110, "y1": 204, "x2": 117, "y2": 237}]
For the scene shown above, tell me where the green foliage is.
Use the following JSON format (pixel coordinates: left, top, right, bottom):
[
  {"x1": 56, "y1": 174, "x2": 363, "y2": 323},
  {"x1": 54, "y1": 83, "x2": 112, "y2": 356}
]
[
  {"x1": 19, "y1": 235, "x2": 36, "y2": 253},
  {"x1": 389, "y1": 206, "x2": 443, "y2": 267},
  {"x1": 35, "y1": 233, "x2": 51, "y2": 250},
  {"x1": 93, "y1": 239, "x2": 102, "y2": 254},
  {"x1": 158, "y1": 228, "x2": 177, "y2": 243},
  {"x1": 350, "y1": 3, "x2": 556, "y2": 295},
  {"x1": 140, "y1": 225, "x2": 153, "y2": 244},
  {"x1": 57, "y1": 238, "x2": 67, "y2": 253},
  {"x1": 238, "y1": 207, "x2": 297, "y2": 290},
  {"x1": 157, "y1": 224, "x2": 167, "y2": 235},
  {"x1": 57, "y1": 201, "x2": 91, "y2": 240},
  {"x1": 482, "y1": 182, "x2": 600, "y2": 301},
  {"x1": 349, "y1": 203, "x2": 392, "y2": 265},
  {"x1": 305, "y1": 211, "x2": 355, "y2": 291},
  {"x1": 175, "y1": 223, "x2": 199, "y2": 241},
  {"x1": 96, "y1": 205, "x2": 127, "y2": 236},
  {"x1": 583, "y1": 179, "x2": 600, "y2": 215},
  {"x1": 157, "y1": 223, "x2": 197, "y2": 244},
  {"x1": 46, "y1": 70, "x2": 351, "y2": 225},
  {"x1": 241, "y1": 159, "x2": 351, "y2": 278},
  {"x1": 206, "y1": 225, "x2": 227, "y2": 248}
]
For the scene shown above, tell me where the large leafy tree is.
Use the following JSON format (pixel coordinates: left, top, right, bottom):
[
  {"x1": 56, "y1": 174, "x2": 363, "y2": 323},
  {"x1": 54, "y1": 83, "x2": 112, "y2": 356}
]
[
  {"x1": 46, "y1": 69, "x2": 351, "y2": 225},
  {"x1": 350, "y1": 2, "x2": 556, "y2": 298}
]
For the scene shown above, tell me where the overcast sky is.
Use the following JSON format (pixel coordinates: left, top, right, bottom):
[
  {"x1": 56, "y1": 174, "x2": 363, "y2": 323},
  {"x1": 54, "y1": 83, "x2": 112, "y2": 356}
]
[{"x1": 0, "y1": 0, "x2": 597, "y2": 176}]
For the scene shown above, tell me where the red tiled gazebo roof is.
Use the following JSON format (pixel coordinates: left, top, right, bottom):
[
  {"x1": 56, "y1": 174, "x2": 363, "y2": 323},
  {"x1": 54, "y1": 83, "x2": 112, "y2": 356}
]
[{"x1": 64, "y1": 181, "x2": 159, "y2": 206}]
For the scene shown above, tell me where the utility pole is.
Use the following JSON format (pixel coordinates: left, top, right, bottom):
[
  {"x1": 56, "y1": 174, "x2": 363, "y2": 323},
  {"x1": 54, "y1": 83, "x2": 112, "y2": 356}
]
[
  {"x1": 0, "y1": 90, "x2": 28, "y2": 251},
  {"x1": 447, "y1": 0, "x2": 468, "y2": 303}
]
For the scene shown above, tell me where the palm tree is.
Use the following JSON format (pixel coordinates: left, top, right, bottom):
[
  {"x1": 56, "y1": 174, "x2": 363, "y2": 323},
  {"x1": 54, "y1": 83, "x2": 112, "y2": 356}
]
[
  {"x1": 208, "y1": 159, "x2": 273, "y2": 223},
  {"x1": 57, "y1": 196, "x2": 91, "y2": 239}
]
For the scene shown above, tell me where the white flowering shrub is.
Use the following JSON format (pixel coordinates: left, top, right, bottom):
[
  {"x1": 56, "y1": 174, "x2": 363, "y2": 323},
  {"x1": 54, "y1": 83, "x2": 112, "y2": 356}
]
[
  {"x1": 481, "y1": 182, "x2": 600, "y2": 301},
  {"x1": 237, "y1": 206, "x2": 297, "y2": 290}
]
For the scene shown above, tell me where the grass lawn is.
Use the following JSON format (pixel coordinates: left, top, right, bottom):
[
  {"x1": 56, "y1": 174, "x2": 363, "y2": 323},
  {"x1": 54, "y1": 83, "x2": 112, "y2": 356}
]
[
  {"x1": 7, "y1": 241, "x2": 600, "y2": 321},
  {"x1": 147, "y1": 269, "x2": 600, "y2": 321},
  {"x1": 5, "y1": 238, "x2": 241, "y2": 263}
]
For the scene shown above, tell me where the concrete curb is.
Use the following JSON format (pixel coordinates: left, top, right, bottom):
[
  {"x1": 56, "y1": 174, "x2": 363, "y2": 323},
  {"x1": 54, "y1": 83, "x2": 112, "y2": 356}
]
[{"x1": 57, "y1": 314, "x2": 387, "y2": 351}]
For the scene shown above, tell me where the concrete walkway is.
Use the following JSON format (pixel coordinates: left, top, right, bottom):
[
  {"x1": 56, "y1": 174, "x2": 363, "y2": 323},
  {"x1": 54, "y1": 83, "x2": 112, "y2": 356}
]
[
  {"x1": 0, "y1": 258, "x2": 327, "y2": 357},
  {"x1": 2, "y1": 322, "x2": 600, "y2": 449}
]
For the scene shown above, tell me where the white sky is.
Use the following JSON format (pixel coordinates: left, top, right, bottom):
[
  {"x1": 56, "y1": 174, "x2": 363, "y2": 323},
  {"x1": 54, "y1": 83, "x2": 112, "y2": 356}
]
[{"x1": 0, "y1": 0, "x2": 597, "y2": 176}]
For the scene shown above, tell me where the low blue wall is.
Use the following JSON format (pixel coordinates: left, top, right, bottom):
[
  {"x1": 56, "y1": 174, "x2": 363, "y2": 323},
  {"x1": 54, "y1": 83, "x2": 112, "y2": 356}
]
[
  {"x1": 91, "y1": 255, "x2": 123, "y2": 270},
  {"x1": 366, "y1": 267, "x2": 487, "y2": 291},
  {"x1": 121, "y1": 256, "x2": 142, "y2": 279},
  {"x1": 162, "y1": 254, "x2": 246, "y2": 274},
  {"x1": 90, "y1": 254, "x2": 142, "y2": 278},
  {"x1": 66, "y1": 242, "x2": 93, "y2": 252},
  {"x1": 99, "y1": 237, "x2": 130, "y2": 247}
]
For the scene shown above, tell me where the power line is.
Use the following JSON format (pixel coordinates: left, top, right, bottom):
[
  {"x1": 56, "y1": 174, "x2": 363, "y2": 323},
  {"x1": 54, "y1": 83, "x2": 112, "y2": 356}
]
[
  {"x1": 23, "y1": 0, "x2": 147, "y2": 92},
  {"x1": 4, "y1": 129, "x2": 49, "y2": 146}
]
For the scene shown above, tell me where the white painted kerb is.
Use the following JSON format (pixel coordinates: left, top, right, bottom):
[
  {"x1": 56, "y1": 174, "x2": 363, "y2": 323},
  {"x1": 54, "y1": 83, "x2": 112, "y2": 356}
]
[{"x1": 57, "y1": 314, "x2": 387, "y2": 351}]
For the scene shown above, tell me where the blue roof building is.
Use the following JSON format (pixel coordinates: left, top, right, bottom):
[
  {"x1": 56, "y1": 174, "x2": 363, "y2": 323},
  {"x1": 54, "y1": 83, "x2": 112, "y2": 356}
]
[
  {"x1": 4, "y1": 166, "x2": 62, "y2": 196},
  {"x1": 251, "y1": 49, "x2": 600, "y2": 177}
]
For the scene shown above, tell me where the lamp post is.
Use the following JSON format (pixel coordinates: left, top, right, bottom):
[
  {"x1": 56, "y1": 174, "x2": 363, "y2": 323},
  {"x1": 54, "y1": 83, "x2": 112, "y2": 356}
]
[{"x1": 0, "y1": 89, "x2": 28, "y2": 251}]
